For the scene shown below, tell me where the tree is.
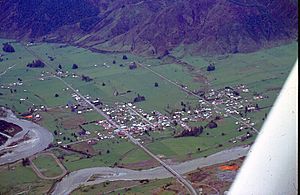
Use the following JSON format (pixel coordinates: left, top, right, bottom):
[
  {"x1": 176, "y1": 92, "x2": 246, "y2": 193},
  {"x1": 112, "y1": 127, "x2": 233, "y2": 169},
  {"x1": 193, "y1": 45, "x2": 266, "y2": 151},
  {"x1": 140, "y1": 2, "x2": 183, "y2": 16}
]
[
  {"x1": 207, "y1": 64, "x2": 215, "y2": 71},
  {"x1": 54, "y1": 93, "x2": 59, "y2": 97},
  {"x1": 154, "y1": 82, "x2": 159, "y2": 87},
  {"x1": 58, "y1": 64, "x2": 62, "y2": 69},
  {"x1": 133, "y1": 94, "x2": 146, "y2": 103},
  {"x1": 215, "y1": 116, "x2": 221, "y2": 120},
  {"x1": 207, "y1": 120, "x2": 218, "y2": 129},
  {"x1": 2, "y1": 43, "x2": 15, "y2": 53},
  {"x1": 144, "y1": 130, "x2": 150, "y2": 136},
  {"x1": 129, "y1": 62, "x2": 137, "y2": 69},
  {"x1": 81, "y1": 75, "x2": 93, "y2": 82},
  {"x1": 255, "y1": 103, "x2": 260, "y2": 110},
  {"x1": 27, "y1": 60, "x2": 45, "y2": 68},
  {"x1": 22, "y1": 158, "x2": 30, "y2": 166},
  {"x1": 72, "y1": 64, "x2": 78, "y2": 69},
  {"x1": 112, "y1": 60, "x2": 116, "y2": 64},
  {"x1": 245, "y1": 106, "x2": 248, "y2": 113},
  {"x1": 122, "y1": 55, "x2": 128, "y2": 60},
  {"x1": 176, "y1": 126, "x2": 204, "y2": 137},
  {"x1": 172, "y1": 120, "x2": 178, "y2": 126}
]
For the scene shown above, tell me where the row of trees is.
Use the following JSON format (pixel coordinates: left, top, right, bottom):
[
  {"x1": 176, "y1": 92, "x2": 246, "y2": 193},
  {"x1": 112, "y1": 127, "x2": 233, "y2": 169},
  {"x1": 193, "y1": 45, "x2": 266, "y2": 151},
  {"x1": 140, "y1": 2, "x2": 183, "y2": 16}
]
[
  {"x1": 26, "y1": 60, "x2": 45, "y2": 68},
  {"x1": 133, "y1": 94, "x2": 146, "y2": 103},
  {"x1": 81, "y1": 75, "x2": 93, "y2": 82},
  {"x1": 175, "y1": 126, "x2": 204, "y2": 137}
]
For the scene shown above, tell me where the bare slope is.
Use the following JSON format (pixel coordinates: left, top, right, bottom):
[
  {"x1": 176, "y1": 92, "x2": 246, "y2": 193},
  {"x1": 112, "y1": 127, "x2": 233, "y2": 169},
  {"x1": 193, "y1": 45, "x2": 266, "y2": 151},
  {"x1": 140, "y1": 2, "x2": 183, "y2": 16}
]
[{"x1": 0, "y1": 0, "x2": 298, "y2": 56}]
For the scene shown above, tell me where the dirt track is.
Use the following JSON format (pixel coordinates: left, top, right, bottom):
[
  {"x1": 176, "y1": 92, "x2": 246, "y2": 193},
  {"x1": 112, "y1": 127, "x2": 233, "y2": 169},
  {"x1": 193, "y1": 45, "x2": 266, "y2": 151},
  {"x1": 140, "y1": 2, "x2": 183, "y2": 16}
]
[{"x1": 30, "y1": 152, "x2": 67, "y2": 180}]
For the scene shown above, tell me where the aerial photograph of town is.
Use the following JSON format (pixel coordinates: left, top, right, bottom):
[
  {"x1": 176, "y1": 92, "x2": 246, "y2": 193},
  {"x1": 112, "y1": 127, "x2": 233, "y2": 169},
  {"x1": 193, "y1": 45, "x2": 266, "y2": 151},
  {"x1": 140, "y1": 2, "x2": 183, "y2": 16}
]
[{"x1": 0, "y1": 0, "x2": 298, "y2": 195}]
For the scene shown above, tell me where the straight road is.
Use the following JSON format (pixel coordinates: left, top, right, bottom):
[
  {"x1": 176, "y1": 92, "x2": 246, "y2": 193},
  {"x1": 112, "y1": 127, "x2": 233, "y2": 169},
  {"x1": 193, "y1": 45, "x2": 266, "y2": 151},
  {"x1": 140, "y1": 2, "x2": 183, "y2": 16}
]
[
  {"x1": 128, "y1": 135, "x2": 198, "y2": 195},
  {"x1": 21, "y1": 45, "x2": 198, "y2": 195},
  {"x1": 52, "y1": 145, "x2": 250, "y2": 195},
  {"x1": 125, "y1": 104, "x2": 198, "y2": 194},
  {"x1": 0, "y1": 64, "x2": 16, "y2": 77},
  {"x1": 137, "y1": 62, "x2": 260, "y2": 134},
  {"x1": 56, "y1": 76, "x2": 198, "y2": 195}
]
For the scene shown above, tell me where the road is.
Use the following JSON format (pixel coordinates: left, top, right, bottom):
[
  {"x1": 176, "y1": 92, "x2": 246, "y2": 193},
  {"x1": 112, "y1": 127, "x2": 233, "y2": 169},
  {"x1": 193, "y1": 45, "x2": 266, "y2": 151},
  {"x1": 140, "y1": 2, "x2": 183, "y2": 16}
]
[
  {"x1": 125, "y1": 104, "x2": 156, "y2": 129},
  {"x1": 55, "y1": 76, "x2": 198, "y2": 195},
  {"x1": 0, "y1": 108, "x2": 53, "y2": 165},
  {"x1": 29, "y1": 152, "x2": 67, "y2": 180},
  {"x1": 125, "y1": 104, "x2": 198, "y2": 194},
  {"x1": 128, "y1": 134, "x2": 198, "y2": 195},
  {"x1": 21, "y1": 45, "x2": 246, "y2": 194},
  {"x1": 137, "y1": 62, "x2": 259, "y2": 134},
  {"x1": 0, "y1": 64, "x2": 16, "y2": 77},
  {"x1": 0, "y1": 132, "x2": 11, "y2": 139},
  {"x1": 51, "y1": 145, "x2": 250, "y2": 195},
  {"x1": 22, "y1": 45, "x2": 198, "y2": 193}
]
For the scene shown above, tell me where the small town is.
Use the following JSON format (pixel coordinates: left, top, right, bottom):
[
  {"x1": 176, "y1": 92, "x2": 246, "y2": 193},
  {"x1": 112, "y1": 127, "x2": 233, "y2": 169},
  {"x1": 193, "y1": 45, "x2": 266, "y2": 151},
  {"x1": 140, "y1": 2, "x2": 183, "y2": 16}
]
[
  {"x1": 0, "y1": 2, "x2": 296, "y2": 193},
  {"x1": 0, "y1": 66, "x2": 266, "y2": 148}
]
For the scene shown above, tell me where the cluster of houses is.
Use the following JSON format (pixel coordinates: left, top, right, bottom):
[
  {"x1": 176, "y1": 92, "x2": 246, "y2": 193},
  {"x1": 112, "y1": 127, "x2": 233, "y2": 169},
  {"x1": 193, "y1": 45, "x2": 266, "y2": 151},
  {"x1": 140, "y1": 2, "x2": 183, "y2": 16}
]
[
  {"x1": 66, "y1": 83, "x2": 266, "y2": 143},
  {"x1": 98, "y1": 102, "x2": 171, "y2": 136},
  {"x1": 1, "y1": 67, "x2": 266, "y2": 145},
  {"x1": 196, "y1": 85, "x2": 263, "y2": 131}
]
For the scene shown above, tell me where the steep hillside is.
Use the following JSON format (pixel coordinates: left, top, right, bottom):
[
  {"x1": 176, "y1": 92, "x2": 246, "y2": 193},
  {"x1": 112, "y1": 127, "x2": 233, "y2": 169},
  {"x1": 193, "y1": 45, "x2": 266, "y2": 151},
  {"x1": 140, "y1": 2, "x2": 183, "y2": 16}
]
[{"x1": 0, "y1": 0, "x2": 298, "y2": 56}]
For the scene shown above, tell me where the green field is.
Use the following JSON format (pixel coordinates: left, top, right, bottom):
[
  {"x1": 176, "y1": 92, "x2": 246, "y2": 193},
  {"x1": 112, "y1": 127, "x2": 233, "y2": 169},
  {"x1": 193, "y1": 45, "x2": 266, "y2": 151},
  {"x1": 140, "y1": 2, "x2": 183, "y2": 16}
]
[
  {"x1": 32, "y1": 154, "x2": 64, "y2": 177},
  {"x1": 54, "y1": 138, "x2": 138, "y2": 172},
  {"x1": 72, "y1": 178, "x2": 177, "y2": 195},
  {"x1": 0, "y1": 39, "x2": 198, "y2": 114},
  {"x1": 0, "y1": 163, "x2": 53, "y2": 194},
  {"x1": 0, "y1": 38, "x2": 297, "y2": 183},
  {"x1": 37, "y1": 108, "x2": 106, "y2": 144},
  {"x1": 1, "y1": 39, "x2": 296, "y2": 115},
  {"x1": 122, "y1": 117, "x2": 256, "y2": 162}
]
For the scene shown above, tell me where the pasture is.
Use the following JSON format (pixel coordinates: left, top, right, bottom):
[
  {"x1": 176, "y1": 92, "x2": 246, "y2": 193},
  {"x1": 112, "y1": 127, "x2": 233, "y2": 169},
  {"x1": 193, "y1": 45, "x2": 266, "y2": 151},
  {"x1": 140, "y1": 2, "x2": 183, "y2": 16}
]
[
  {"x1": 32, "y1": 153, "x2": 64, "y2": 178},
  {"x1": 0, "y1": 38, "x2": 297, "y2": 172},
  {"x1": 0, "y1": 163, "x2": 53, "y2": 194}
]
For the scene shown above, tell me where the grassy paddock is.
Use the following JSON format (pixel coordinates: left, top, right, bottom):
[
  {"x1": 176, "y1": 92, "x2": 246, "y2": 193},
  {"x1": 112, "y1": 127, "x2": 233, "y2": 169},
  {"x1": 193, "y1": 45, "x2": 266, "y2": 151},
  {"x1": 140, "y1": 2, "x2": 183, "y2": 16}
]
[{"x1": 32, "y1": 154, "x2": 64, "y2": 177}]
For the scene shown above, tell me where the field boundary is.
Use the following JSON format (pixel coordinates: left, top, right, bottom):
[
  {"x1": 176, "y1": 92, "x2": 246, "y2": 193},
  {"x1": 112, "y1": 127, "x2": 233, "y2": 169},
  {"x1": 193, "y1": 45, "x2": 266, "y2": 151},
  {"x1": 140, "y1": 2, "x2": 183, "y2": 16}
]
[{"x1": 29, "y1": 152, "x2": 67, "y2": 180}]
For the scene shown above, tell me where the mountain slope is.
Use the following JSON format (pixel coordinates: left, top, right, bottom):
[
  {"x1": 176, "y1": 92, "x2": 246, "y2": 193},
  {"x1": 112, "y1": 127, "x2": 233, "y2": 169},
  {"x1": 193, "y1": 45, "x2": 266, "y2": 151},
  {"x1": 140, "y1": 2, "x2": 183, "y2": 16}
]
[{"x1": 0, "y1": 0, "x2": 298, "y2": 56}]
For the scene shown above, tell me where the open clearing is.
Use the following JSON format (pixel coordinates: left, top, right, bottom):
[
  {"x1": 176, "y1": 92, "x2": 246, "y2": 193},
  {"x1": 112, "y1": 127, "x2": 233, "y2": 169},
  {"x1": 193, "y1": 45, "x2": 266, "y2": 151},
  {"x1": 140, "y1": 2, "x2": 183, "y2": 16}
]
[
  {"x1": 0, "y1": 162, "x2": 53, "y2": 194},
  {"x1": 31, "y1": 153, "x2": 65, "y2": 178}
]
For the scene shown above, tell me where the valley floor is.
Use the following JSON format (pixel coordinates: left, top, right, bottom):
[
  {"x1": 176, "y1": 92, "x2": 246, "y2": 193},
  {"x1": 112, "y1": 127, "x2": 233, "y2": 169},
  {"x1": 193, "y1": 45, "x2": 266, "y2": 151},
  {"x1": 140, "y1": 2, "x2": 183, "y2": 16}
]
[{"x1": 0, "y1": 38, "x2": 297, "y2": 194}]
